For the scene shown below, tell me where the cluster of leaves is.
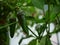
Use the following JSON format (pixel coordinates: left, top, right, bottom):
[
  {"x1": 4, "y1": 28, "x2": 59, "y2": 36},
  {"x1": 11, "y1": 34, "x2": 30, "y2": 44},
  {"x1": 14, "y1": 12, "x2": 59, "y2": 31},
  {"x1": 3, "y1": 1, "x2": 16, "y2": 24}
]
[{"x1": 0, "y1": 0, "x2": 60, "y2": 45}]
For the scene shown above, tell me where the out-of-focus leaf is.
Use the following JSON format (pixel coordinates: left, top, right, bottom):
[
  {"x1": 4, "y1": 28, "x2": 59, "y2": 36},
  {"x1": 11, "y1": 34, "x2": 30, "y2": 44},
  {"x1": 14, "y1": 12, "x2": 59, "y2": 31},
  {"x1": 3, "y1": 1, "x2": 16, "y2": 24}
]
[
  {"x1": 26, "y1": 0, "x2": 31, "y2": 3},
  {"x1": 58, "y1": 13, "x2": 60, "y2": 17},
  {"x1": 44, "y1": 11, "x2": 49, "y2": 23},
  {"x1": 26, "y1": 15, "x2": 46, "y2": 24},
  {"x1": 26, "y1": 16, "x2": 35, "y2": 26},
  {"x1": 35, "y1": 18, "x2": 45, "y2": 23},
  {"x1": 45, "y1": 10, "x2": 56, "y2": 23},
  {"x1": 25, "y1": 0, "x2": 33, "y2": 6},
  {"x1": 28, "y1": 39, "x2": 37, "y2": 45},
  {"x1": 46, "y1": 37, "x2": 52, "y2": 45},
  {"x1": 55, "y1": 0, "x2": 60, "y2": 5},
  {"x1": 26, "y1": 16, "x2": 45, "y2": 23},
  {"x1": 45, "y1": 0, "x2": 56, "y2": 5},
  {"x1": 45, "y1": 0, "x2": 60, "y2": 5},
  {"x1": 26, "y1": 2, "x2": 33, "y2": 6},
  {"x1": 28, "y1": 6, "x2": 35, "y2": 13},
  {"x1": 40, "y1": 36, "x2": 52, "y2": 45},
  {"x1": 39, "y1": 36, "x2": 46, "y2": 45},
  {"x1": 26, "y1": 16, "x2": 35, "y2": 21},
  {"x1": 31, "y1": 0, "x2": 44, "y2": 9},
  {"x1": 45, "y1": 35, "x2": 52, "y2": 45},
  {"x1": 47, "y1": 5, "x2": 60, "y2": 23},
  {"x1": 22, "y1": 6, "x2": 35, "y2": 16},
  {"x1": 0, "y1": 1, "x2": 12, "y2": 17},
  {"x1": 6, "y1": 0, "x2": 18, "y2": 8},
  {"x1": 53, "y1": 5, "x2": 60, "y2": 14},
  {"x1": 50, "y1": 12, "x2": 56, "y2": 22}
]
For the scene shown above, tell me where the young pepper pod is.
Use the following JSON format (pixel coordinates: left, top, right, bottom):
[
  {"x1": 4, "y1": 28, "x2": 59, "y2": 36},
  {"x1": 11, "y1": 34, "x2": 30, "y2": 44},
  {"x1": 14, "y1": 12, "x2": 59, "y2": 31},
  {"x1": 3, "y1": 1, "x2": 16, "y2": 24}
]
[
  {"x1": 17, "y1": 11, "x2": 29, "y2": 35},
  {"x1": 9, "y1": 18, "x2": 16, "y2": 38}
]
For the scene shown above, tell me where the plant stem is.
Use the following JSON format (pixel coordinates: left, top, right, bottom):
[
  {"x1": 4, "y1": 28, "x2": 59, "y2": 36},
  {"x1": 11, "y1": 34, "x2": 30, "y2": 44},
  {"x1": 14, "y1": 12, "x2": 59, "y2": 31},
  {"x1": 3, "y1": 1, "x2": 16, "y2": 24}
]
[
  {"x1": 48, "y1": 1, "x2": 50, "y2": 33},
  {"x1": 56, "y1": 14, "x2": 60, "y2": 45},
  {"x1": 45, "y1": 1, "x2": 51, "y2": 45},
  {"x1": 0, "y1": 22, "x2": 18, "y2": 29},
  {"x1": 27, "y1": 27, "x2": 38, "y2": 37},
  {"x1": 56, "y1": 33, "x2": 59, "y2": 45}
]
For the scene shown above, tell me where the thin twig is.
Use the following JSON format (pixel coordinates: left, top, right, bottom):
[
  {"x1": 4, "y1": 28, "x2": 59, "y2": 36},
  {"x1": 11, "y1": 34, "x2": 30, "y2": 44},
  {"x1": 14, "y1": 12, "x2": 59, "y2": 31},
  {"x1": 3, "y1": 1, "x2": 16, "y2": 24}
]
[
  {"x1": 27, "y1": 27, "x2": 38, "y2": 37},
  {"x1": 0, "y1": 22, "x2": 18, "y2": 29}
]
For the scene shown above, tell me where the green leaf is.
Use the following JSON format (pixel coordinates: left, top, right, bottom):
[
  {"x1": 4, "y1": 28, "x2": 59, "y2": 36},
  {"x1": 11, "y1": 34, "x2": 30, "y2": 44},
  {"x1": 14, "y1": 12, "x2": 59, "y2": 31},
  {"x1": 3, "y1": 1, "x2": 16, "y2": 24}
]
[
  {"x1": 50, "y1": 12, "x2": 56, "y2": 22},
  {"x1": 26, "y1": 16, "x2": 35, "y2": 21},
  {"x1": 35, "y1": 19, "x2": 45, "y2": 23},
  {"x1": 26, "y1": 16, "x2": 45, "y2": 23},
  {"x1": 55, "y1": 0, "x2": 60, "y2": 5},
  {"x1": 52, "y1": 5, "x2": 60, "y2": 15},
  {"x1": 46, "y1": 38, "x2": 52, "y2": 45},
  {"x1": 26, "y1": 0, "x2": 33, "y2": 6},
  {"x1": 25, "y1": 16, "x2": 35, "y2": 26},
  {"x1": 28, "y1": 39, "x2": 37, "y2": 45},
  {"x1": 40, "y1": 36, "x2": 52, "y2": 45},
  {"x1": 31, "y1": 0, "x2": 44, "y2": 9},
  {"x1": 26, "y1": 0, "x2": 31, "y2": 3},
  {"x1": 40, "y1": 36, "x2": 46, "y2": 45},
  {"x1": 45, "y1": 10, "x2": 56, "y2": 22}
]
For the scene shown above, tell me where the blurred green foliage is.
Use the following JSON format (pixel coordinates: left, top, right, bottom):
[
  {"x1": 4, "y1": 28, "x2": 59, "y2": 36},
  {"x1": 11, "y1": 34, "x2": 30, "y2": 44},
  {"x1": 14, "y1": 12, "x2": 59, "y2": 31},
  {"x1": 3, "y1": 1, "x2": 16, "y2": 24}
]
[{"x1": 0, "y1": 0, "x2": 60, "y2": 45}]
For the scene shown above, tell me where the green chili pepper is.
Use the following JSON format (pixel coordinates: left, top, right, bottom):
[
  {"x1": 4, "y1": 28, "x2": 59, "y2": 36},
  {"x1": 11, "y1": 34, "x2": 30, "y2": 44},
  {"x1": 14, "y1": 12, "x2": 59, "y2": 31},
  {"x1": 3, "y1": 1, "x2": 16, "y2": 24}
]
[
  {"x1": 17, "y1": 11, "x2": 29, "y2": 35},
  {"x1": 9, "y1": 18, "x2": 16, "y2": 38}
]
